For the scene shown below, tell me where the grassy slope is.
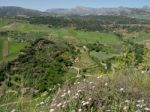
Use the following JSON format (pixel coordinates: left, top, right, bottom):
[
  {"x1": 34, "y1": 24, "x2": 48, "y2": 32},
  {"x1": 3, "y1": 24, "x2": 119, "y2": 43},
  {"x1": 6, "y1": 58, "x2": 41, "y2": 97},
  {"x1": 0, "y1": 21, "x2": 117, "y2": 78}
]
[
  {"x1": 0, "y1": 22, "x2": 124, "y2": 63},
  {"x1": 129, "y1": 14, "x2": 150, "y2": 20},
  {"x1": 0, "y1": 39, "x2": 27, "y2": 62},
  {"x1": 132, "y1": 33, "x2": 150, "y2": 43},
  {"x1": 5, "y1": 22, "x2": 121, "y2": 45},
  {"x1": 0, "y1": 20, "x2": 150, "y2": 112},
  {"x1": 49, "y1": 28, "x2": 122, "y2": 45},
  {"x1": 7, "y1": 41, "x2": 27, "y2": 60},
  {"x1": 90, "y1": 51, "x2": 116, "y2": 61}
]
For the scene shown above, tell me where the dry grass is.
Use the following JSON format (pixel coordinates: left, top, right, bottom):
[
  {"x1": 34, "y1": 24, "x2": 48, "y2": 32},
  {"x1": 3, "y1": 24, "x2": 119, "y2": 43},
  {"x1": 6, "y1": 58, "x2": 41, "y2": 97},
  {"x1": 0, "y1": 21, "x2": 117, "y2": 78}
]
[{"x1": 48, "y1": 69, "x2": 150, "y2": 112}]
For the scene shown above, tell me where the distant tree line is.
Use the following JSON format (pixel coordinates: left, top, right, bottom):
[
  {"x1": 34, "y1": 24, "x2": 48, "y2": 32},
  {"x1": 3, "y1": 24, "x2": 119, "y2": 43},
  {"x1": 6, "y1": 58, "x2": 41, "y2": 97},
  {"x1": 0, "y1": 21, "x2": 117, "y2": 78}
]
[{"x1": 25, "y1": 15, "x2": 150, "y2": 32}]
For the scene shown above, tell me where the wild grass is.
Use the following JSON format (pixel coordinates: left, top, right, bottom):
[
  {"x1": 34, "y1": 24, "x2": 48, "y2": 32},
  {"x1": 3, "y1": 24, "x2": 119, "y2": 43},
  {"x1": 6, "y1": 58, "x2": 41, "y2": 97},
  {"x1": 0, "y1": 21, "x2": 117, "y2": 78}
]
[
  {"x1": 49, "y1": 28, "x2": 122, "y2": 45},
  {"x1": 90, "y1": 51, "x2": 116, "y2": 61},
  {"x1": 132, "y1": 33, "x2": 150, "y2": 43},
  {"x1": 48, "y1": 69, "x2": 150, "y2": 112},
  {"x1": 0, "y1": 39, "x2": 27, "y2": 62},
  {"x1": 0, "y1": 20, "x2": 150, "y2": 112}
]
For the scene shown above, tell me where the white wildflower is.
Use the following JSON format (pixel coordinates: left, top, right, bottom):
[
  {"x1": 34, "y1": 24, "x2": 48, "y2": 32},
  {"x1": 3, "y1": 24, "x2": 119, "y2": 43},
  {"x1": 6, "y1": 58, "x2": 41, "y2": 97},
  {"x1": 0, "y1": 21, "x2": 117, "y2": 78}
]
[
  {"x1": 78, "y1": 109, "x2": 82, "y2": 112},
  {"x1": 141, "y1": 70, "x2": 145, "y2": 74},
  {"x1": 81, "y1": 101, "x2": 85, "y2": 104},
  {"x1": 63, "y1": 101, "x2": 67, "y2": 104},
  {"x1": 137, "y1": 100, "x2": 144, "y2": 103},
  {"x1": 61, "y1": 93, "x2": 67, "y2": 97},
  {"x1": 62, "y1": 105, "x2": 65, "y2": 108},
  {"x1": 83, "y1": 101, "x2": 90, "y2": 106},
  {"x1": 82, "y1": 103, "x2": 87, "y2": 106},
  {"x1": 89, "y1": 82, "x2": 94, "y2": 84},
  {"x1": 57, "y1": 103, "x2": 62, "y2": 107},
  {"x1": 105, "y1": 83, "x2": 108, "y2": 86},
  {"x1": 125, "y1": 100, "x2": 130, "y2": 103},
  {"x1": 76, "y1": 93, "x2": 79, "y2": 96},
  {"x1": 136, "y1": 104, "x2": 143, "y2": 108},
  {"x1": 11, "y1": 109, "x2": 16, "y2": 112},
  {"x1": 50, "y1": 109, "x2": 55, "y2": 112},
  {"x1": 78, "y1": 90, "x2": 82, "y2": 93},
  {"x1": 39, "y1": 102, "x2": 45, "y2": 105},
  {"x1": 88, "y1": 98, "x2": 92, "y2": 101},
  {"x1": 74, "y1": 82, "x2": 77, "y2": 85},
  {"x1": 136, "y1": 104, "x2": 140, "y2": 107},
  {"x1": 77, "y1": 82, "x2": 80, "y2": 84},
  {"x1": 144, "y1": 107, "x2": 150, "y2": 111},
  {"x1": 119, "y1": 88, "x2": 124, "y2": 92},
  {"x1": 123, "y1": 106, "x2": 128, "y2": 110},
  {"x1": 67, "y1": 90, "x2": 71, "y2": 94}
]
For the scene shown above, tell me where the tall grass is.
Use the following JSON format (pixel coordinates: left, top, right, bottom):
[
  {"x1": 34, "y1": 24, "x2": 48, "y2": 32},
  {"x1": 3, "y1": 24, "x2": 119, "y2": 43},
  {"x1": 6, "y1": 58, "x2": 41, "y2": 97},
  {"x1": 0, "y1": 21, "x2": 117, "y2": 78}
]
[{"x1": 48, "y1": 69, "x2": 150, "y2": 112}]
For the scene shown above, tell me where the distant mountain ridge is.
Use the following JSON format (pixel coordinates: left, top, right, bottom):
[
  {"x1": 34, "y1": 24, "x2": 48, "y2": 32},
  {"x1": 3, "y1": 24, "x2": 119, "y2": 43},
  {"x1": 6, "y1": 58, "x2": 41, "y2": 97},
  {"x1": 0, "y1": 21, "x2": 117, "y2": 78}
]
[
  {"x1": 46, "y1": 6, "x2": 150, "y2": 15},
  {"x1": 0, "y1": 6, "x2": 150, "y2": 17},
  {"x1": 0, "y1": 6, "x2": 46, "y2": 17}
]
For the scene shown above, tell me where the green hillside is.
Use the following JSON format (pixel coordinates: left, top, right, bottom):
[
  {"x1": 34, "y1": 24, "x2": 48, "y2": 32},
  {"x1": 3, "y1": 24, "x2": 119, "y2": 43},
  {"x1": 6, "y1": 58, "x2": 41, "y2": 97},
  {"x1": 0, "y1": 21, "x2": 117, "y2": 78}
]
[{"x1": 0, "y1": 16, "x2": 150, "y2": 112}]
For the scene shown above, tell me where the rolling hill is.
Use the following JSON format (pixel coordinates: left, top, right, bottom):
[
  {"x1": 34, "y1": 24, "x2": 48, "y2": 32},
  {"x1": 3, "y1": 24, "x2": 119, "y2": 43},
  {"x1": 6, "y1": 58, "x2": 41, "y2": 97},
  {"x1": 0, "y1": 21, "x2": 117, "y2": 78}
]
[
  {"x1": 46, "y1": 6, "x2": 150, "y2": 16},
  {"x1": 0, "y1": 6, "x2": 150, "y2": 17},
  {"x1": 0, "y1": 6, "x2": 46, "y2": 17}
]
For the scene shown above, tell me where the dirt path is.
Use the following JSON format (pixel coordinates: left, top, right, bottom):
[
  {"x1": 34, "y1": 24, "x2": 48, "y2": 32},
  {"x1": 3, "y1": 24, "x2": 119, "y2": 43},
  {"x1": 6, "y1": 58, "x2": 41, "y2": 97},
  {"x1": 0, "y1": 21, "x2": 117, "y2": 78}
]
[{"x1": 2, "y1": 23, "x2": 17, "y2": 29}]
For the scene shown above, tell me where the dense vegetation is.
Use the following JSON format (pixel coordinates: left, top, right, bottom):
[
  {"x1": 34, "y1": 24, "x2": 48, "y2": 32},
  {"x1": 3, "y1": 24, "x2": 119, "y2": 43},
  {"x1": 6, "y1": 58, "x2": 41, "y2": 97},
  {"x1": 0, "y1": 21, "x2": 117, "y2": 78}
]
[
  {"x1": 0, "y1": 15, "x2": 150, "y2": 112},
  {"x1": 0, "y1": 38, "x2": 78, "y2": 93},
  {"x1": 27, "y1": 16, "x2": 150, "y2": 32}
]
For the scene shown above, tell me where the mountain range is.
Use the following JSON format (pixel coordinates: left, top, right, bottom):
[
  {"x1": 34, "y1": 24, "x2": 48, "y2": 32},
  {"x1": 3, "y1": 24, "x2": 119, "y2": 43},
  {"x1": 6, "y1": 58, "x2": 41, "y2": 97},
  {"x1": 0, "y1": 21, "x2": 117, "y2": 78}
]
[
  {"x1": 46, "y1": 6, "x2": 150, "y2": 15},
  {"x1": 0, "y1": 6, "x2": 150, "y2": 16},
  {"x1": 0, "y1": 6, "x2": 45, "y2": 17}
]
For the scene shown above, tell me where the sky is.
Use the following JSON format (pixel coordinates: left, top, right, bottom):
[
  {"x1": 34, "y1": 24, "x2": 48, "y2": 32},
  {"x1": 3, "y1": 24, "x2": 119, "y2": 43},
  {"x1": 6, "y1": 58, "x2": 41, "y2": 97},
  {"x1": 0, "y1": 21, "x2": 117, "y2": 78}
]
[{"x1": 0, "y1": 0, "x2": 150, "y2": 11}]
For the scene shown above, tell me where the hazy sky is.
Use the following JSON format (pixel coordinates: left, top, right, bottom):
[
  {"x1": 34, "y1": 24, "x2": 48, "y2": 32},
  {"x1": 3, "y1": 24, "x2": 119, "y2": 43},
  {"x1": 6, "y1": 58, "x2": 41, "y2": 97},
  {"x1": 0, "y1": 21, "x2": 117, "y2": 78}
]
[{"x1": 0, "y1": 0, "x2": 150, "y2": 11}]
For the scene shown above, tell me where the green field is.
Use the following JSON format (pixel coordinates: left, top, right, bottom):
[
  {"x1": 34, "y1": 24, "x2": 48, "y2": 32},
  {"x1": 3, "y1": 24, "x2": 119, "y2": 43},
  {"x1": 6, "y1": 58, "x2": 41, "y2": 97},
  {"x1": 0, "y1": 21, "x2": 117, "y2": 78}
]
[
  {"x1": 90, "y1": 51, "x2": 116, "y2": 61},
  {"x1": 8, "y1": 40, "x2": 27, "y2": 60},
  {"x1": 0, "y1": 16, "x2": 150, "y2": 112},
  {"x1": 49, "y1": 28, "x2": 122, "y2": 45},
  {"x1": 129, "y1": 14, "x2": 150, "y2": 20},
  {"x1": 132, "y1": 33, "x2": 150, "y2": 43},
  {"x1": 0, "y1": 22, "x2": 122, "y2": 44},
  {"x1": 0, "y1": 20, "x2": 150, "y2": 63},
  {"x1": 0, "y1": 22, "x2": 124, "y2": 62},
  {"x1": 0, "y1": 38, "x2": 27, "y2": 61}
]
